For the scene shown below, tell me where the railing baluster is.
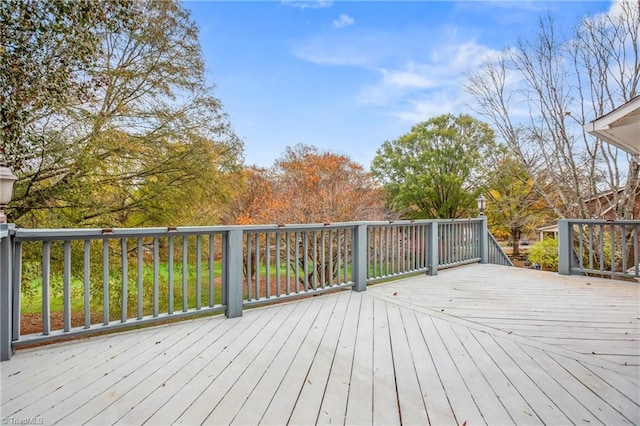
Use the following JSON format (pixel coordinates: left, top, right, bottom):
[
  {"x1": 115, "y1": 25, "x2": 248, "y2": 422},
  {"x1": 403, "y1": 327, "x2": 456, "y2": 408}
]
[
  {"x1": 312, "y1": 231, "x2": 317, "y2": 290},
  {"x1": 303, "y1": 231, "x2": 309, "y2": 291},
  {"x1": 83, "y1": 241, "x2": 90, "y2": 328},
  {"x1": 320, "y1": 230, "x2": 326, "y2": 288},
  {"x1": 154, "y1": 237, "x2": 159, "y2": 317},
  {"x1": 102, "y1": 239, "x2": 109, "y2": 326},
  {"x1": 588, "y1": 224, "x2": 594, "y2": 270},
  {"x1": 120, "y1": 238, "x2": 127, "y2": 323},
  {"x1": 610, "y1": 223, "x2": 615, "y2": 274},
  {"x1": 168, "y1": 236, "x2": 174, "y2": 315},
  {"x1": 344, "y1": 228, "x2": 349, "y2": 282},
  {"x1": 275, "y1": 232, "x2": 281, "y2": 297},
  {"x1": 294, "y1": 232, "x2": 300, "y2": 293},
  {"x1": 246, "y1": 233, "x2": 252, "y2": 301},
  {"x1": 254, "y1": 232, "x2": 261, "y2": 300},
  {"x1": 196, "y1": 235, "x2": 202, "y2": 310},
  {"x1": 336, "y1": 231, "x2": 342, "y2": 284},
  {"x1": 285, "y1": 231, "x2": 291, "y2": 295},
  {"x1": 329, "y1": 229, "x2": 335, "y2": 287},
  {"x1": 42, "y1": 241, "x2": 51, "y2": 335},
  {"x1": 622, "y1": 225, "x2": 628, "y2": 273},
  {"x1": 633, "y1": 225, "x2": 640, "y2": 277},
  {"x1": 209, "y1": 234, "x2": 215, "y2": 307},
  {"x1": 182, "y1": 236, "x2": 188, "y2": 311},
  {"x1": 63, "y1": 241, "x2": 71, "y2": 331},
  {"x1": 13, "y1": 241, "x2": 22, "y2": 340},
  {"x1": 265, "y1": 232, "x2": 271, "y2": 298}
]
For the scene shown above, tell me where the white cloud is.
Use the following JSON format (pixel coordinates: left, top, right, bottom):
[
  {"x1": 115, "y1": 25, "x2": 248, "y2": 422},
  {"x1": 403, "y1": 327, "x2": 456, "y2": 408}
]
[
  {"x1": 390, "y1": 95, "x2": 461, "y2": 123},
  {"x1": 333, "y1": 14, "x2": 354, "y2": 29},
  {"x1": 293, "y1": 25, "x2": 503, "y2": 123},
  {"x1": 281, "y1": 0, "x2": 332, "y2": 10}
]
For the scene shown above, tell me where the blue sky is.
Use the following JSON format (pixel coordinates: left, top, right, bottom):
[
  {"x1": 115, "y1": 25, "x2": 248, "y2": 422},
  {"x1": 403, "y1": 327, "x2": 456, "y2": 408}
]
[{"x1": 185, "y1": 1, "x2": 614, "y2": 168}]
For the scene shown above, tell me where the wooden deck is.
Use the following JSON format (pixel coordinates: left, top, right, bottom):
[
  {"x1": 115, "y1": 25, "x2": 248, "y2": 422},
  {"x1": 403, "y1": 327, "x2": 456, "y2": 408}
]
[{"x1": 1, "y1": 264, "x2": 638, "y2": 425}]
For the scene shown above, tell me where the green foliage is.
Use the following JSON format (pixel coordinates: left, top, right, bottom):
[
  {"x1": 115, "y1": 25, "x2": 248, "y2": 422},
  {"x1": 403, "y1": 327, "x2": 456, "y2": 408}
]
[
  {"x1": 1, "y1": 0, "x2": 135, "y2": 165},
  {"x1": 484, "y1": 152, "x2": 549, "y2": 255},
  {"x1": 528, "y1": 238, "x2": 558, "y2": 271},
  {"x1": 3, "y1": 0, "x2": 243, "y2": 228},
  {"x1": 371, "y1": 114, "x2": 496, "y2": 219}
]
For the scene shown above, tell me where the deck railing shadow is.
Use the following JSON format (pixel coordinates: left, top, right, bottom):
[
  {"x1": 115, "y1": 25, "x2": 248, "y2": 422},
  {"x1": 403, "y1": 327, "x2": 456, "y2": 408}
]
[{"x1": 0, "y1": 217, "x2": 509, "y2": 360}]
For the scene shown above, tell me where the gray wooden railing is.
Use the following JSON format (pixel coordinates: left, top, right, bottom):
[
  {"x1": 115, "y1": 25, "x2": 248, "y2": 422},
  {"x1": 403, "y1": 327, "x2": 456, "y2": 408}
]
[
  {"x1": 0, "y1": 217, "x2": 509, "y2": 360},
  {"x1": 487, "y1": 232, "x2": 514, "y2": 267},
  {"x1": 559, "y1": 219, "x2": 640, "y2": 278}
]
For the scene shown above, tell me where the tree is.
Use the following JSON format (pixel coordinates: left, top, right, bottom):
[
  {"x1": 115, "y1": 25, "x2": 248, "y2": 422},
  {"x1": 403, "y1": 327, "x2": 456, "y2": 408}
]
[
  {"x1": 465, "y1": 3, "x2": 639, "y2": 220},
  {"x1": 484, "y1": 153, "x2": 549, "y2": 256},
  {"x1": 220, "y1": 166, "x2": 274, "y2": 225},
  {"x1": 224, "y1": 144, "x2": 390, "y2": 225},
  {"x1": 371, "y1": 114, "x2": 496, "y2": 219},
  {"x1": 4, "y1": 0, "x2": 242, "y2": 227},
  {"x1": 1, "y1": 0, "x2": 134, "y2": 167}
]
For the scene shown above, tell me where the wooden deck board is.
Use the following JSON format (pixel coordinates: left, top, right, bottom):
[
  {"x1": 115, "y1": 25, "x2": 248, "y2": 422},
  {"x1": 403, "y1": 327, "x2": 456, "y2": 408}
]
[
  {"x1": 343, "y1": 292, "x2": 373, "y2": 426},
  {"x1": 1, "y1": 264, "x2": 638, "y2": 426}
]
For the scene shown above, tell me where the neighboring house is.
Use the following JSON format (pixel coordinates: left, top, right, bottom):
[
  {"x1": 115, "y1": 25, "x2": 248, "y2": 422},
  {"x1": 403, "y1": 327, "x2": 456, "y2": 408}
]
[
  {"x1": 537, "y1": 189, "x2": 640, "y2": 240},
  {"x1": 537, "y1": 222, "x2": 559, "y2": 241}
]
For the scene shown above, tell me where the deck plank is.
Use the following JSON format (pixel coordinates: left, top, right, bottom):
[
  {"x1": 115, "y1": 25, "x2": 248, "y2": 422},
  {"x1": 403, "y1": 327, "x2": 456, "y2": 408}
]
[
  {"x1": 316, "y1": 292, "x2": 361, "y2": 425},
  {"x1": 371, "y1": 298, "x2": 401, "y2": 425},
  {"x1": 344, "y1": 293, "x2": 374, "y2": 426}
]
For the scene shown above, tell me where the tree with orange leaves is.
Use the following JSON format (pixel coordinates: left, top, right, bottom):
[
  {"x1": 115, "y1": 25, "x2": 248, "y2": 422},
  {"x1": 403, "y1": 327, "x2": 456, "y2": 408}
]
[{"x1": 224, "y1": 144, "x2": 392, "y2": 225}]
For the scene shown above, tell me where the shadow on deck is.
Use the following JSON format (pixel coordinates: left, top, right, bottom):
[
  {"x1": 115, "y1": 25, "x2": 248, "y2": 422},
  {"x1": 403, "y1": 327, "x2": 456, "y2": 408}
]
[{"x1": 2, "y1": 264, "x2": 639, "y2": 425}]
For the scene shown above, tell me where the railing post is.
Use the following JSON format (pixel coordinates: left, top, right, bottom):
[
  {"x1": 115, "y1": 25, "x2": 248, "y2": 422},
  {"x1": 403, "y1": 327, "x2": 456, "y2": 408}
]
[
  {"x1": 352, "y1": 223, "x2": 367, "y2": 292},
  {"x1": 224, "y1": 228, "x2": 243, "y2": 318},
  {"x1": 427, "y1": 221, "x2": 438, "y2": 276},
  {"x1": 1, "y1": 224, "x2": 15, "y2": 361},
  {"x1": 479, "y1": 216, "x2": 489, "y2": 264},
  {"x1": 558, "y1": 219, "x2": 571, "y2": 275}
]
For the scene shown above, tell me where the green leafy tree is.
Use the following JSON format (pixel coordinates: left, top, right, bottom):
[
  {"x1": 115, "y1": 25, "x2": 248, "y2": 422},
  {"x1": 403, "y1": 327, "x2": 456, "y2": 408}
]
[
  {"x1": 485, "y1": 153, "x2": 550, "y2": 256},
  {"x1": 1, "y1": 0, "x2": 134, "y2": 167},
  {"x1": 371, "y1": 114, "x2": 496, "y2": 219},
  {"x1": 5, "y1": 0, "x2": 242, "y2": 227}
]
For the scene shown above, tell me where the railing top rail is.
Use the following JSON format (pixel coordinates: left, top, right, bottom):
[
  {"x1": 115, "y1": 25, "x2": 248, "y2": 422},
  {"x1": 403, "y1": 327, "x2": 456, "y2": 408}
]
[
  {"x1": 13, "y1": 222, "x2": 362, "y2": 242},
  {"x1": 240, "y1": 222, "x2": 361, "y2": 232},
  {"x1": 12, "y1": 218, "x2": 486, "y2": 242},
  {"x1": 365, "y1": 218, "x2": 482, "y2": 226},
  {"x1": 13, "y1": 226, "x2": 232, "y2": 241},
  {"x1": 560, "y1": 218, "x2": 640, "y2": 225}
]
